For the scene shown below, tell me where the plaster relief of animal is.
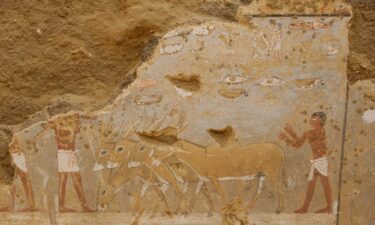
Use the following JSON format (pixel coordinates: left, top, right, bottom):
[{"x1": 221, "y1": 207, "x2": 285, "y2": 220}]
[
  {"x1": 130, "y1": 141, "x2": 216, "y2": 216},
  {"x1": 169, "y1": 140, "x2": 286, "y2": 213},
  {"x1": 100, "y1": 131, "x2": 286, "y2": 214},
  {"x1": 96, "y1": 138, "x2": 189, "y2": 216}
]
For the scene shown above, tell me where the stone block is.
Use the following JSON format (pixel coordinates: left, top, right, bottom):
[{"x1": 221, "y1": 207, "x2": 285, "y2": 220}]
[{"x1": 339, "y1": 80, "x2": 375, "y2": 225}]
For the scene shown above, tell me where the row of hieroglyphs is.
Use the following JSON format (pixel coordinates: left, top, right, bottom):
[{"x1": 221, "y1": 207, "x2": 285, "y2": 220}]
[
  {"x1": 161, "y1": 21, "x2": 339, "y2": 60},
  {"x1": 0, "y1": 5, "x2": 352, "y2": 223}
]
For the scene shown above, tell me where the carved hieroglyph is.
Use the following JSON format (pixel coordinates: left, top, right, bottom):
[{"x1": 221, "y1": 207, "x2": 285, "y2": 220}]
[{"x1": 0, "y1": 1, "x2": 352, "y2": 224}]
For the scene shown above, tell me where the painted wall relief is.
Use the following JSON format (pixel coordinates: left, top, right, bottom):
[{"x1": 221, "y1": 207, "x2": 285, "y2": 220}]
[{"x1": 0, "y1": 1, "x2": 352, "y2": 224}]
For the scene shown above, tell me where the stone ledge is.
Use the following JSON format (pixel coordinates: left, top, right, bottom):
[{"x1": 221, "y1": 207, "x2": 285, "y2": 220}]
[{"x1": 0, "y1": 213, "x2": 336, "y2": 225}]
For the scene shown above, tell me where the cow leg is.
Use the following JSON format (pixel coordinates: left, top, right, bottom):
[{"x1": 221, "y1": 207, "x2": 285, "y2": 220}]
[
  {"x1": 133, "y1": 183, "x2": 148, "y2": 216},
  {"x1": 154, "y1": 164, "x2": 187, "y2": 214},
  {"x1": 201, "y1": 183, "x2": 214, "y2": 217},
  {"x1": 151, "y1": 184, "x2": 172, "y2": 218},
  {"x1": 269, "y1": 173, "x2": 284, "y2": 214},
  {"x1": 180, "y1": 182, "x2": 196, "y2": 214},
  {"x1": 188, "y1": 181, "x2": 201, "y2": 213},
  {"x1": 132, "y1": 192, "x2": 142, "y2": 216},
  {"x1": 208, "y1": 177, "x2": 228, "y2": 205},
  {"x1": 150, "y1": 197, "x2": 159, "y2": 218},
  {"x1": 247, "y1": 174, "x2": 266, "y2": 211}
]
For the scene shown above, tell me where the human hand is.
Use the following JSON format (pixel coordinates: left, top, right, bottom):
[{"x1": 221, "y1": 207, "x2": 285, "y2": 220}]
[
  {"x1": 31, "y1": 139, "x2": 37, "y2": 148},
  {"x1": 80, "y1": 113, "x2": 97, "y2": 120},
  {"x1": 284, "y1": 124, "x2": 293, "y2": 133},
  {"x1": 278, "y1": 132, "x2": 287, "y2": 141}
]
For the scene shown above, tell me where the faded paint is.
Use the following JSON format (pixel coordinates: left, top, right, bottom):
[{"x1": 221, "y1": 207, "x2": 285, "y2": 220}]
[
  {"x1": 160, "y1": 43, "x2": 184, "y2": 55},
  {"x1": 0, "y1": 0, "x2": 354, "y2": 224},
  {"x1": 362, "y1": 109, "x2": 375, "y2": 124}
]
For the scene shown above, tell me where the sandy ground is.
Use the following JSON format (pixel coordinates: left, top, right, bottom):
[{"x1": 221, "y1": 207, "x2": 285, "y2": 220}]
[{"x1": 0, "y1": 212, "x2": 336, "y2": 225}]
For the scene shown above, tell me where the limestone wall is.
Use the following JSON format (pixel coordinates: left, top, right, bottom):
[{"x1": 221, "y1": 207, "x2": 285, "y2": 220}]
[{"x1": 0, "y1": 1, "x2": 370, "y2": 225}]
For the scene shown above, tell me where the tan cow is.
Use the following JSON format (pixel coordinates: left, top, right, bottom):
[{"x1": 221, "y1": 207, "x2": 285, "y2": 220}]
[
  {"x1": 128, "y1": 140, "x2": 216, "y2": 216},
  {"x1": 132, "y1": 139, "x2": 286, "y2": 213},
  {"x1": 96, "y1": 139, "x2": 189, "y2": 216},
  {"x1": 170, "y1": 140, "x2": 286, "y2": 213},
  {"x1": 96, "y1": 143, "x2": 172, "y2": 216},
  {"x1": 98, "y1": 137, "x2": 286, "y2": 214}
]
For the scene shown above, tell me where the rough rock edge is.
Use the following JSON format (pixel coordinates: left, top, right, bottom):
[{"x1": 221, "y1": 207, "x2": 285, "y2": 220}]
[{"x1": 237, "y1": 0, "x2": 352, "y2": 18}]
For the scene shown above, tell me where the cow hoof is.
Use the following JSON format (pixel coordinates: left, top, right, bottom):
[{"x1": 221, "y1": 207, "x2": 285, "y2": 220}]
[
  {"x1": 275, "y1": 209, "x2": 282, "y2": 214},
  {"x1": 163, "y1": 210, "x2": 173, "y2": 218}
]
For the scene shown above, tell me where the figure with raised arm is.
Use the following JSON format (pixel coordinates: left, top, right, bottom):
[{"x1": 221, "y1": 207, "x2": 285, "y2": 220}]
[
  {"x1": 34, "y1": 112, "x2": 96, "y2": 212},
  {"x1": 279, "y1": 111, "x2": 332, "y2": 214}
]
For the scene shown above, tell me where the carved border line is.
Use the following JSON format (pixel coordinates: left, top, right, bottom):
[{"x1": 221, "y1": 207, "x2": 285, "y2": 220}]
[{"x1": 336, "y1": 83, "x2": 350, "y2": 225}]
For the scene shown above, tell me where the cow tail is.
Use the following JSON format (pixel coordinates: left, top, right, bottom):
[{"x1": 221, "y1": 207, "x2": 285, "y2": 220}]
[
  {"x1": 279, "y1": 147, "x2": 288, "y2": 188},
  {"x1": 281, "y1": 169, "x2": 288, "y2": 188}
]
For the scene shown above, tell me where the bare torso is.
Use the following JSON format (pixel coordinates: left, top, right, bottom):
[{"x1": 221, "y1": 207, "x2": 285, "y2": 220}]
[
  {"x1": 51, "y1": 115, "x2": 80, "y2": 150},
  {"x1": 304, "y1": 128, "x2": 327, "y2": 159}
]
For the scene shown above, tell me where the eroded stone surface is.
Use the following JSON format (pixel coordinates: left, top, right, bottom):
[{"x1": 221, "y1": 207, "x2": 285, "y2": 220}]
[{"x1": 237, "y1": 0, "x2": 351, "y2": 16}]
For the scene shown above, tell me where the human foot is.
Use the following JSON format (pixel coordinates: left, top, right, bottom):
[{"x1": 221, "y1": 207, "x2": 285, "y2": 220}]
[
  {"x1": 294, "y1": 207, "x2": 308, "y2": 214},
  {"x1": 159, "y1": 210, "x2": 173, "y2": 218},
  {"x1": 315, "y1": 206, "x2": 331, "y2": 213},
  {"x1": 82, "y1": 206, "x2": 96, "y2": 213},
  {"x1": 59, "y1": 207, "x2": 76, "y2": 212},
  {"x1": 18, "y1": 207, "x2": 37, "y2": 212},
  {"x1": 0, "y1": 206, "x2": 12, "y2": 212}
]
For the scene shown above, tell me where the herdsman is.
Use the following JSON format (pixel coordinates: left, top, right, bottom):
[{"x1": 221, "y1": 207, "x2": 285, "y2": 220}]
[
  {"x1": 34, "y1": 112, "x2": 96, "y2": 212},
  {"x1": 0, "y1": 136, "x2": 36, "y2": 212},
  {"x1": 279, "y1": 111, "x2": 333, "y2": 213}
]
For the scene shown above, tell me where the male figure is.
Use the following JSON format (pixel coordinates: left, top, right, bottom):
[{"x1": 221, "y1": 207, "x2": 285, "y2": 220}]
[
  {"x1": 34, "y1": 112, "x2": 96, "y2": 212},
  {"x1": 0, "y1": 136, "x2": 36, "y2": 212},
  {"x1": 279, "y1": 112, "x2": 332, "y2": 213}
]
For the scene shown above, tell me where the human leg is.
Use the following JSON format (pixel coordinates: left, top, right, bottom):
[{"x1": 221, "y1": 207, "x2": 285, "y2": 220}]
[
  {"x1": 294, "y1": 170, "x2": 318, "y2": 213},
  {"x1": 59, "y1": 172, "x2": 75, "y2": 212},
  {"x1": 18, "y1": 170, "x2": 36, "y2": 212},
  {"x1": 315, "y1": 175, "x2": 332, "y2": 213},
  {"x1": 71, "y1": 172, "x2": 95, "y2": 212},
  {"x1": 0, "y1": 169, "x2": 18, "y2": 211}
]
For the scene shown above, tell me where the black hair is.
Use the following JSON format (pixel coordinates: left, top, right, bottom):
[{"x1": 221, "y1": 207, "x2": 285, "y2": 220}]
[{"x1": 311, "y1": 111, "x2": 326, "y2": 126}]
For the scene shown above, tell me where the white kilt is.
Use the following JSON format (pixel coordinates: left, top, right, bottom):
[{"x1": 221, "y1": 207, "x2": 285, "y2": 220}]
[
  {"x1": 57, "y1": 150, "x2": 80, "y2": 173},
  {"x1": 308, "y1": 157, "x2": 328, "y2": 181},
  {"x1": 12, "y1": 152, "x2": 28, "y2": 173}
]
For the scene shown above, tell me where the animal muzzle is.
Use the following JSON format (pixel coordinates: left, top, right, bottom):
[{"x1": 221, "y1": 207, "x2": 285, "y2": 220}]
[
  {"x1": 106, "y1": 161, "x2": 119, "y2": 169},
  {"x1": 97, "y1": 204, "x2": 108, "y2": 212}
]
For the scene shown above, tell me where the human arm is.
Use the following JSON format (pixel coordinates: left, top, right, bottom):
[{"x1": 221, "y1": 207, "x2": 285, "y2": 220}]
[
  {"x1": 284, "y1": 124, "x2": 299, "y2": 140},
  {"x1": 33, "y1": 121, "x2": 55, "y2": 141},
  {"x1": 78, "y1": 112, "x2": 97, "y2": 120},
  {"x1": 279, "y1": 130, "x2": 308, "y2": 148},
  {"x1": 8, "y1": 135, "x2": 21, "y2": 153},
  {"x1": 74, "y1": 113, "x2": 97, "y2": 133}
]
